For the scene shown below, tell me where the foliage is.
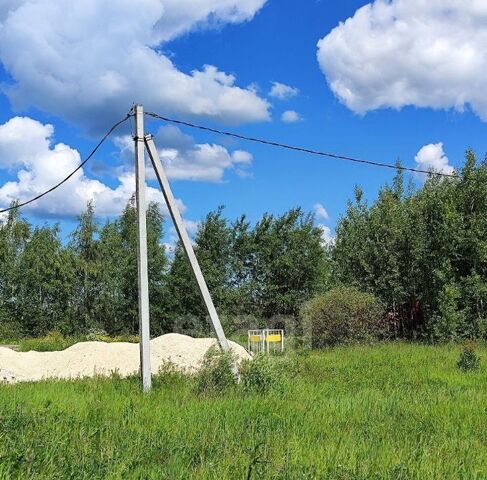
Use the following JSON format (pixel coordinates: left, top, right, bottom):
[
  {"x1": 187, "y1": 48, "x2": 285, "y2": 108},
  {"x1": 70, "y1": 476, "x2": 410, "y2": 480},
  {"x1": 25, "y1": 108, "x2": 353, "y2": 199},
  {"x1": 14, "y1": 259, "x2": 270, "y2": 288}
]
[
  {"x1": 3, "y1": 150, "x2": 487, "y2": 345},
  {"x1": 69, "y1": 201, "x2": 100, "y2": 333},
  {"x1": 247, "y1": 208, "x2": 328, "y2": 320},
  {"x1": 19, "y1": 331, "x2": 77, "y2": 352},
  {"x1": 0, "y1": 199, "x2": 328, "y2": 340},
  {"x1": 332, "y1": 151, "x2": 487, "y2": 341},
  {"x1": 301, "y1": 286, "x2": 385, "y2": 347},
  {"x1": 164, "y1": 206, "x2": 327, "y2": 335},
  {"x1": 17, "y1": 332, "x2": 139, "y2": 352},
  {"x1": 457, "y1": 343, "x2": 481, "y2": 372},
  {"x1": 1, "y1": 344, "x2": 486, "y2": 478},
  {"x1": 164, "y1": 207, "x2": 233, "y2": 333},
  {"x1": 15, "y1": 225, "x2": 75, "y2": 336},
  {"x1": 0, "y1": 198, "x2": 168, "y2": 338},
  {"x1": 195, "y1": 346, "x2": 237, "y2": 395},
  {"x1": 239, "y1": 353, "x2": 280, "y2": 394}
]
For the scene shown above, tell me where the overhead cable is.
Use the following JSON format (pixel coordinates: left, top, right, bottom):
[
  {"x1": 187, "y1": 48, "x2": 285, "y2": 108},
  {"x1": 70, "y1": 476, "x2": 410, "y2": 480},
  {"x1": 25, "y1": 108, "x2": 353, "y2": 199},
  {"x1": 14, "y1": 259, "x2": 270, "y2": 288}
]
[
  {"x1": 0, "y1": 114, "x2": 131, "y2": 214},
  {"x1": 145, "y1": 111, "x2": 457, "y2": 178}
]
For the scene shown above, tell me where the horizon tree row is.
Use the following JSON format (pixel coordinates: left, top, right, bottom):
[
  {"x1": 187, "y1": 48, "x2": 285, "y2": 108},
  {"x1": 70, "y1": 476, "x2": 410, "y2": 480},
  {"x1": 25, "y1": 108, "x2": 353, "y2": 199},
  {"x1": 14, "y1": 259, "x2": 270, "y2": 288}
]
[
  {"x1": 2, "y1": 149, "x2": 486, "y2": 342},
  {"x1": 0, "y1": 198, "x2": 328, "y2": 338}
]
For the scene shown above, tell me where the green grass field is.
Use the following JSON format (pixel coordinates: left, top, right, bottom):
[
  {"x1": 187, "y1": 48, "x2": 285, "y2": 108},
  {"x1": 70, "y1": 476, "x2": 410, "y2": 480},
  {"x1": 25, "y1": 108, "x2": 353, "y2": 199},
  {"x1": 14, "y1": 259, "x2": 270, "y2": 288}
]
[{"x1": 1, "y1": 343, "x2": 486, "y2": 479}]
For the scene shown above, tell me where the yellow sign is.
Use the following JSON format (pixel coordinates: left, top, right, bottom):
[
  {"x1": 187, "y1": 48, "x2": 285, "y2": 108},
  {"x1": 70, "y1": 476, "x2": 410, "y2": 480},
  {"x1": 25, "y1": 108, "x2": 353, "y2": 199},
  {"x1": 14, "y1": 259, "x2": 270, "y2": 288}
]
[{"x1": 266, "y1": 334, "x2": 281, "y2": 343}]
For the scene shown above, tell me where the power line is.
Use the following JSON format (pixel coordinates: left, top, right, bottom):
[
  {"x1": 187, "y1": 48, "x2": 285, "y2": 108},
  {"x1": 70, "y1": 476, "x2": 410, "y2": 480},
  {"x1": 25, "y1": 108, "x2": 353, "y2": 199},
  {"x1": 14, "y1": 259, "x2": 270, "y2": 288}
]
[
  {"x1": 145, "y1": 111, "x2": 457, "y2": 178},
  {"x1": 0, "y1": 114, "x2": 131, "y2": 214}
]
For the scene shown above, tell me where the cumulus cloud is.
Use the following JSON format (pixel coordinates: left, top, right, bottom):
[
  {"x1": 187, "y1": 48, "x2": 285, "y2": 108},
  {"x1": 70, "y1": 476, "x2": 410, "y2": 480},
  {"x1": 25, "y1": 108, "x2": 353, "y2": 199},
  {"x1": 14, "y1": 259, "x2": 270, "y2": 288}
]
[
  {"x1": 317, "y1": 0, "x2": 487, "y2": 120},
  {"x1": 319, "y1": 225, "x2": 334, "y2": 247},
  {"x1": 281, "y1": 110, "x2": 301, "y2": 123},
  {"x1": 0, "y1": 116, "x2": 181, "y2": 217},
  {"x1": 165, "y1": 219, "x2": 200, "y2": 253},
  {"x1": 314, "y1": 203, "x2": 329, "y2": 221},
  {"x1": 415, "y1": 142, "x2": 454, "y2": 175},
  {"x1": 312, "y1": 202, "x2": 333, "y2": 245},
  {"x1": 115, "y1": 124, "x2": 253, "y2": 182},
  {"x1": 269, "y1": 81, "x2": 299, "y2": 100},
  {"x1": 0, "y1": 0, "x2": 270, "y2": 132}
]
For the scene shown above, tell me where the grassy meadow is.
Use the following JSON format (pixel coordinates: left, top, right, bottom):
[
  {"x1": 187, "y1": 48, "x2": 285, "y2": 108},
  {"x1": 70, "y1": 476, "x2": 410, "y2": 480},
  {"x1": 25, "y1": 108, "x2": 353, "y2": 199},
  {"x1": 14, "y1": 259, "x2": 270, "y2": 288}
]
[{"x1": 1, "y1": 343, "x2": 486, "y2": 479}]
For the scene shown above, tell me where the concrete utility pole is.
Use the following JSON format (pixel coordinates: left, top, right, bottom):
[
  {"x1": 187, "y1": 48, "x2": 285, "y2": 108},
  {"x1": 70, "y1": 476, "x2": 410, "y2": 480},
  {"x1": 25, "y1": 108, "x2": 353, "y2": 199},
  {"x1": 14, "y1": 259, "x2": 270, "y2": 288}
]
[
  {"x1": 134, "y1": 105, "x2": 152, "y2": 392},
  {"x1": 144, "y1": 134, "x2": 230, "y2": 352}
]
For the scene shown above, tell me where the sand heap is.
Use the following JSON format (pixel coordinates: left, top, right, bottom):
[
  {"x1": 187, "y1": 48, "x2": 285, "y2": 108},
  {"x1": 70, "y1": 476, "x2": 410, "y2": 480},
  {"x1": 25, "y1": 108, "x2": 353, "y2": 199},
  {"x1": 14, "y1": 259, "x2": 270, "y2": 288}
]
[{"x1": 0, "y1": 333, "x2": 250, "y2": 384}]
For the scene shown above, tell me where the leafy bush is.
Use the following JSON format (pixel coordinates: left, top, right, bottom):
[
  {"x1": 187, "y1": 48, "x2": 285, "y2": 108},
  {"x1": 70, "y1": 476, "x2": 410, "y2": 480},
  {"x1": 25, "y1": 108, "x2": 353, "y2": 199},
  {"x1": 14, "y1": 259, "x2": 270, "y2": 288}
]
[
  {"x1": 0, "y1": 317, "x2": 19, "y2": 342},
  {"x1": 457, "y1": 344, "x2": 480, "y2": 372},
  {"x1": 239, "y1": 354, "x2": 280, "y2": 394},
  {"x1": 429, "y1": 284, "x2": 467, "y2": 342},
  {"x1": 19, "y1": 331, "x2": 76, "y2": 352},
  {"x1": 18, "y1": 332, "x2": 139, "y2": 352},
  {"x1": 301, "y1": 286, "x2": 385, "y2": 348},
  {"x1": 152, "y1": 361, "x2": 187, "y2": 389},
  {"x1": 195, "y1": 347, "x2": 237, "y2": 395},
  {"x1": 86, "y1": 328, "x2": 109, "y2": 341},
  {"x1": 86, "y1": 328, "x2": 138, "y2": 343},
  {"x1": 109, "y1": 334, "x2": 139, "y2": 343}
]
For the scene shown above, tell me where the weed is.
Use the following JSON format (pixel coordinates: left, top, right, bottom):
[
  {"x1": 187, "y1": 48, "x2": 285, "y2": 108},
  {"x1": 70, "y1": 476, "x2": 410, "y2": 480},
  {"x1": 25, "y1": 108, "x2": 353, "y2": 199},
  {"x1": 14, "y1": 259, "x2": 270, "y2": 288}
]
[
  {"x1": 195, "y1": 346, "x2": 237, "y2": 395},
  {"x1": 239, "y1": 354, "x2": 280, "y2": 394},
  {"x1": 457, "y1": 343, "x2": 480, "y2": 371}
]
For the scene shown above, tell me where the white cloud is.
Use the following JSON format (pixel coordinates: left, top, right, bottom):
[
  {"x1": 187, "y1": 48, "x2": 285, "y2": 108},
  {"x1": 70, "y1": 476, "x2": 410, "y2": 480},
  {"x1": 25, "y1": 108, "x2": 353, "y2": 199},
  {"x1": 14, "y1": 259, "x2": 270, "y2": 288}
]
[
  {"x1": 115, "y1": 124, "x2": 253, "y2": 182},
  {"x1": 269, "y1": 81, "x2": 299, "y2": 100},
  {"x1": 231, "y1": 150, "x2": 253, "y2": 165},
  {"x1": 0, "y1": 0, "x2": 22, "y2": 22},
  {"x1": 314, "y1": 203, "x2": 329, "y2": 221},
  {"x1": 0, "y1": 0, "x2": 270, "y2": 132},
  {"x1": 0, "y1": 116, "x2": 182, "y2": 217},
  {"x1": 317, "y1": 0, "x2": 487, "y2": 121},
  {"x1": 415, "y1": 142, "x2": 454, "y2": 175},
  {"x1": 319, "y1": 225, "x2": 335, "y2": 247},
  {"x1": 182, "y1": 219, "x2": 200, "y2": 237},
  {"x1": 313, "y1": 203, "x2": 333, "y2": 246},
  {"x1": 281, "y1": 110, "x2": 301, "y2": 123},
  {"x1": 166, "y1": 219, "x2": 200, "y2": 250}
]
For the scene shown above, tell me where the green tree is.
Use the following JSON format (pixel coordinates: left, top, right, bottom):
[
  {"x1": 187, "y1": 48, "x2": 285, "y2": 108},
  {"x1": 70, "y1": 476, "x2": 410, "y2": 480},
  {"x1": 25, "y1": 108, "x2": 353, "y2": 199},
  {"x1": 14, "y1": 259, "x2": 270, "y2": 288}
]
[
  {"x1": 97, "y1": 196, "x2": 167, "y2": 335},
  {"x1": 16, "y1": 225, "x2": 75, "y2": 336},
  {"x1": 69, "y1": 201, "x2": 100, "y2": 332},
  {"x1": 249, "y1": 208, "x2": 326, "y2": 321},
  {"x1": 0, "y1": 205, "x2": 31, "y2": 336},
  {"x1": 97, "y1": 219, "x2": 125, "y2": 333},
  {"x1": 332, "y1": 150, "x2": 487, "y2": 341},
  {"x1": 164, "y1": 207, "x2": 233, "y2": 334}
]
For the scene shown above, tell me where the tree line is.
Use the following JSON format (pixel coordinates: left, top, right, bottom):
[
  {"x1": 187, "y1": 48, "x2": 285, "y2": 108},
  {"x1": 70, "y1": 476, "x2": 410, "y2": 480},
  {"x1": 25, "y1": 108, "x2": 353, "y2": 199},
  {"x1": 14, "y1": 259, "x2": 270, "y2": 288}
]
[
  {"x1": 332, "y1": 150, "x2": 487, "y2": 341},
  {"x1": 1, "y1": 150, "x2": 486, "y2": 342},
  {"x1": 0, "y1": 198, "x2": 328, "y2": 338}
]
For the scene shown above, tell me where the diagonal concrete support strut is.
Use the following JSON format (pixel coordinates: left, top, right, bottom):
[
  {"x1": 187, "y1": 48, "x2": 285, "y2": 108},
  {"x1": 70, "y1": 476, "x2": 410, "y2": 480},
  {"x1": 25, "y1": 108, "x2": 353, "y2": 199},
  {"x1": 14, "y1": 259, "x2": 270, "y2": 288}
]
[{"x1": 144, "y1": 134, "x2": 230, "y2": 352}]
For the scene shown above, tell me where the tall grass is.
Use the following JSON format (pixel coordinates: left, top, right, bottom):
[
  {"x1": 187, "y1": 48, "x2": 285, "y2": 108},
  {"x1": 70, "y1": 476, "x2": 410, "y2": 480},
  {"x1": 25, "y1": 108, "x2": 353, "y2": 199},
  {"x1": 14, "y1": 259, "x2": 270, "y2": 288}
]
[{"x1": 0, "y1": 343, "x2": 486, "y2": 479}]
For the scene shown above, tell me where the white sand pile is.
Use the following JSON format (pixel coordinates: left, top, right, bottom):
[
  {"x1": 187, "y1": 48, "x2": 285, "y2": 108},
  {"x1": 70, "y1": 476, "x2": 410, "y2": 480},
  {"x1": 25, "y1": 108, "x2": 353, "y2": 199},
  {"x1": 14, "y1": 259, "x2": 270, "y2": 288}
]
[{"x1": 0, "y1": 333, "x2": 250, "y2": 384}]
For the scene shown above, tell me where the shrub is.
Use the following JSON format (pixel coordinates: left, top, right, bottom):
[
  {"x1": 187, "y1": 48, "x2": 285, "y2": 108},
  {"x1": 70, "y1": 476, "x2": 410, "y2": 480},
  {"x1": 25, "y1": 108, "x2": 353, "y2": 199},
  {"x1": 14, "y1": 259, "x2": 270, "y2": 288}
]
[
  {"x1": 239, "y1": 354, "x2": 280, "y2": 394},
  {"x1": 109, "y1": 334, "x2": 139, "y2": 343},
  {"x1": 86, "y1": 329, "x2": 138, "y2": 343},
  {"x1": 86, "y1": 328, "x2": 109, "y2": 342},
  {"x1": 301, "y1": 286, "x2": 385, "y2": 348},
  {"x1": 19, "y1": 331, "x2": 75, "y2": 352},
  {"x1": 429, "y1": 284, "x2": 467, "y2": 342},
  {"x1": 0, "y1": 317, "x2": 19, "y2": 342},
  {"x1": 195, "y1": 347, "x2": 237, "y2": 395},
  {"x1": 457, "y1": 344, "x2": 480, "y2": 372}
]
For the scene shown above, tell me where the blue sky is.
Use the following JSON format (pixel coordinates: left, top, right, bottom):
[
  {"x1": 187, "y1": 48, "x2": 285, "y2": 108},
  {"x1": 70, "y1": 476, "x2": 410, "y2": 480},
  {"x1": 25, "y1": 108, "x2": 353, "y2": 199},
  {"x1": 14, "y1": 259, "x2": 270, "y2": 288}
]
[{"x1": 0, "y1": 0, "x2": 486, "y2": 243}]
